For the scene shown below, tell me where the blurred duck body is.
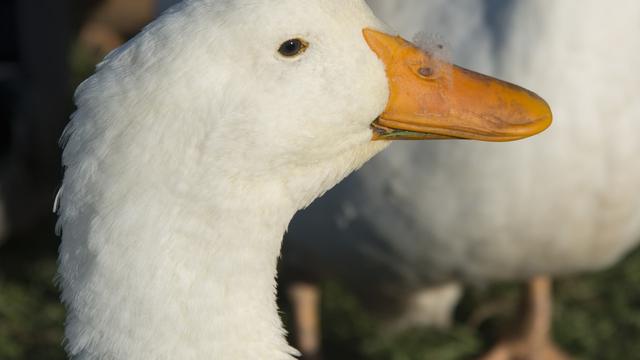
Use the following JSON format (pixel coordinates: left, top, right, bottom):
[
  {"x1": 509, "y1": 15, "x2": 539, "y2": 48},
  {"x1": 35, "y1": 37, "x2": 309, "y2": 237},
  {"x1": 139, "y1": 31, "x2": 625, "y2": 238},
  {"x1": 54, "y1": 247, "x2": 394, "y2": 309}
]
[{"x1": 284, "y1": 0, "x2": 640, "y2": 357}]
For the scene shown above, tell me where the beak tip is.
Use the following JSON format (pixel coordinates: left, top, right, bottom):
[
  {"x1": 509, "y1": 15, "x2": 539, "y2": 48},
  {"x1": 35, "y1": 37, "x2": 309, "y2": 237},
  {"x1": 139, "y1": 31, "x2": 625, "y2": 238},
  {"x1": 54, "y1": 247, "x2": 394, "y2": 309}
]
[
  {"x1": 500, "y1": 90, "x2": 553, "y2": 142},
  {"x1": 527, "y1": 97, "x2": 553, "y2": 138}
]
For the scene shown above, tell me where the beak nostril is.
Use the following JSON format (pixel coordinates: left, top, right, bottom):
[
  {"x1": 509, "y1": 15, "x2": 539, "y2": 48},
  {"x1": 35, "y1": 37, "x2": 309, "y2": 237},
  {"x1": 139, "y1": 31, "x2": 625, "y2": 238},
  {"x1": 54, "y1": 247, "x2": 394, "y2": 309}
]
[{"x1": 418, "y1": 67, "x2": 434, "y2": 77}]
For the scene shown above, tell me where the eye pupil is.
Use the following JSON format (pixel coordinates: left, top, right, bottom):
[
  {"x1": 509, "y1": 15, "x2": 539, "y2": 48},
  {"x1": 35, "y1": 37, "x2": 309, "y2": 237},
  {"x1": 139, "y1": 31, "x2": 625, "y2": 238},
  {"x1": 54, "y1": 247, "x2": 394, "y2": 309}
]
[
  {"x1": 284, "y1": 41, "x2": 298, "y2": 53},
  {"x1": 278, "y1": 38, "x2": 307, "y2": 57}
]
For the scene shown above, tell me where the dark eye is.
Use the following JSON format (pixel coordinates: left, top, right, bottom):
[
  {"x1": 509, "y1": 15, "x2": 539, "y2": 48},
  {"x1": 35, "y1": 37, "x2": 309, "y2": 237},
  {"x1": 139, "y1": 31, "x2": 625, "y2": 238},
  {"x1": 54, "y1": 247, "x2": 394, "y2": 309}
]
[{"x1": 278, "y1": 38, "x2": 308, "y2": 58}]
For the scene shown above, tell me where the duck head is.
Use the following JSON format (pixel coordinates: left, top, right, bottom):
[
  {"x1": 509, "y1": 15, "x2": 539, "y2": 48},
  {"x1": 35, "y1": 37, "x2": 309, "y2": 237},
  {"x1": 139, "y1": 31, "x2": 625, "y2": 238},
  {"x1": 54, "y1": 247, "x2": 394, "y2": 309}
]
[
  {"x1": 77, "y1": 0, "x2": 550, "y2": 184},
  {"x1": 177, "y1": 0, "x2": 551, "y2": 167}
]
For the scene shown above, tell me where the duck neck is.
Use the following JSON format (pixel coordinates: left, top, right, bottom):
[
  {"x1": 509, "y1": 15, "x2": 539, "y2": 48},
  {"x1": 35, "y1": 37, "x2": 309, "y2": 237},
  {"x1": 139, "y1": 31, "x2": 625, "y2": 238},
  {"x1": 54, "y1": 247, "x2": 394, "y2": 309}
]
[
  {"x1": 155, "y1": 183, "x2": 304, "y2": 359},
  {"x1": 168, "y1": 186, "x2": 298, "y2": 359},
  {"x1": 61, "y1": 136, "x2": 387, "y2": 359},
  {"x1": 63, "y1": 177, "x2": 300, "y2": 359}
]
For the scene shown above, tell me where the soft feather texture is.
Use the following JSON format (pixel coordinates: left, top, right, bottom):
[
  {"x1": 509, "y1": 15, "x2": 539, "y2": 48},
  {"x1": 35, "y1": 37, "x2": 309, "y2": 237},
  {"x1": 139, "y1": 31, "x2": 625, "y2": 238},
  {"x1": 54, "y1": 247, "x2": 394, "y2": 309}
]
[
  {"x1": 283, "y1": 0, "x2": 640, "y2": 328},
  {"x1": 57, "y1": 0, "x2": 392, "y2": 358}
]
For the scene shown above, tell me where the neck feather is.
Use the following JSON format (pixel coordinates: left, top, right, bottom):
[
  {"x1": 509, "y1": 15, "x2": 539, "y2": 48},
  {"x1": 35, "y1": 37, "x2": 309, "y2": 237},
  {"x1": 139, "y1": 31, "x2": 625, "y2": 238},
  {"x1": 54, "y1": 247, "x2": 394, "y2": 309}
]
[{"x1": 59, "y1": 175, "x2": 301, "y2": 359}]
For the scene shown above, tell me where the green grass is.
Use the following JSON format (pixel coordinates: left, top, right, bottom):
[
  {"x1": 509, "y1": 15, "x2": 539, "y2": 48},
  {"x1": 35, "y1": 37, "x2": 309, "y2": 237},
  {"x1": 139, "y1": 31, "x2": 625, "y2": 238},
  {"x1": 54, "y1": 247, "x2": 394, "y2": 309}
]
[{"x1": 0, "y1": 254, "x2": 66, "y2": 360}]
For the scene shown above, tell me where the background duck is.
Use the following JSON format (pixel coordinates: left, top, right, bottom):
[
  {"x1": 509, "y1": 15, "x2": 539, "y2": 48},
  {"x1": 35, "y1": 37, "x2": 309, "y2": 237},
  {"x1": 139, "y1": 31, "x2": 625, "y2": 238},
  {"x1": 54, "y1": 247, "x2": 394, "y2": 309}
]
[
  {"x1": 282, "y1": 0, "x2": 640, "y2": 359},
  {"x1": 55, "y1": 0, "x2": 548, "y2": 358}
]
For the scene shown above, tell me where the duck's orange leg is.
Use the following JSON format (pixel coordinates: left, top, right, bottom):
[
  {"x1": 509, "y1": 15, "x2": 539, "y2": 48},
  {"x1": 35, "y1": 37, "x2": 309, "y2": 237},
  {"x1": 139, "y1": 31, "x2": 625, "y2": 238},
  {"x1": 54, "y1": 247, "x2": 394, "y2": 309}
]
[
  {"x1": 288, "y1": 282, "x2": 323, "y2": 360},
  {"x1": 479, "y1": 276, "x2": 571, "y2": 360}
]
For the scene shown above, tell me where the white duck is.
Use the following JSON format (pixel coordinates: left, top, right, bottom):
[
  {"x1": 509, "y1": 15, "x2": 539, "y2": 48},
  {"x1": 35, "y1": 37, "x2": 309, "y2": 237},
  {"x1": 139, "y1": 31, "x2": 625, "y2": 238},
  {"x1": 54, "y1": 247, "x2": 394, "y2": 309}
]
[
  {"x1": 55, "y1": 0, "x2": 550, "y2": 358},
  {"x1": 284, "y1": 0, "x2": 640, "y2": 358}
]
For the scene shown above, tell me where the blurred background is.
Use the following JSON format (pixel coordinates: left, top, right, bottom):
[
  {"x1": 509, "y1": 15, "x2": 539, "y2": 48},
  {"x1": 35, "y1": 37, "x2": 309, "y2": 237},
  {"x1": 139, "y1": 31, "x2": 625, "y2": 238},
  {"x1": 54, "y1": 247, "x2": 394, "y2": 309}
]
[{"x1": 1, "y1": 1, "x2": 639, "y2": 359}]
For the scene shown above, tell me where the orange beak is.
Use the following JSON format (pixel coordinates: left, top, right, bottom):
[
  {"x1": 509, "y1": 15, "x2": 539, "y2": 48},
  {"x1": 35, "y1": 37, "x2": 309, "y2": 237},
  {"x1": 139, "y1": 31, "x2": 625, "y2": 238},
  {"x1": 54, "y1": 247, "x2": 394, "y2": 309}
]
[{"x1": 363, "y1": 29, "x2": 552, "y2": 141}]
